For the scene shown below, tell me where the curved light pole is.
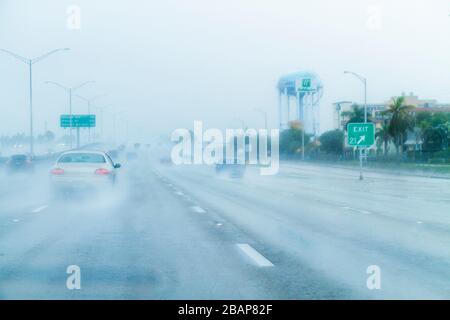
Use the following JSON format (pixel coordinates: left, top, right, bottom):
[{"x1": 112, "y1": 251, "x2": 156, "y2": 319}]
[
  {"x1": 344, "y1": 70, "x2": 367, "y2": 180},
  {"x1": 75, "y1": 94, "x2": 106, "y2": 143},
  {"x1": 112, "y1": 110, "x2": 127, "y2": 145},
  {"x1": 1, "y1": 48, "x2": 70, "y2": 156},
  {"x1": 344, "y1": 71, "x2": 367, "y2": 122},
  {"x1": 92, "y1": 104, "x2": 111, "y2": 141},
  {"x1": 253, "y1": 108, "x2": 268, "y2": 130},
  {"x1": 233, "y1": 117, "x2": 246, "y2": 129},
  {"x1": 45, "y1": 80, "x2": 95, "y2": 148}
]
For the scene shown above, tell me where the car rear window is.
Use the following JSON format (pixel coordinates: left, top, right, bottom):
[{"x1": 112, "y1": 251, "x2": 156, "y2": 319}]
[{"x1": 58, "y1": 153, "x2": 106, "y2": 163}]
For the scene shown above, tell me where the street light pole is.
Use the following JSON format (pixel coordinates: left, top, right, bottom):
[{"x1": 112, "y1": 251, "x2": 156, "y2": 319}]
[
  {"x1": 344, "y1": 70, "x2": 367, "y2": 180},
  {"x1": 75, "y1": 94, "x2": 106, "y2": 143},
  {"x1": 69, "y1": 88, "x2": 73, "y2": 148},
  {"x1": 28, "y1": 61, "x2": 33, "y2": 155},
  {"x1": 45, "y1": 80, "x2": 95, "y2": 149},
  {"x1": 1, "y1": 48, "x2": 70, "y2": 156},
  {"x1": 254, "y1": 108, "x2": 268, "y2": 130},
  {"x1": 92, "y1": 104, "x2": 111, "y2": 141},
  {"x1": 112, "y1": 110, "x2": 126, "y2": 146}
]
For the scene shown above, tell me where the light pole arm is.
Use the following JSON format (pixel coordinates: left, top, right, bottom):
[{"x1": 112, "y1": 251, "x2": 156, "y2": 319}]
[
  {"x1": 31, "y1": 48, "x2": 70, "y2": 64},
  {"x1": 2, "y1": 48, "x2": 69, "y2": 64},
  {"x1": 75, "y1": 93, "x2": 106, "y2": 104},
  {"x1": 1, "y1": 48, "x2": 29, "y2": 64},
  {"x1": 344, "y1": 70, "x2": 366, "y2": 84},
  {"x1": 45, "y1": 81, "x2": 70, "y2": 92},
  {"x1": 72, "y1": 80, "x2": 95, "y2": 92}
]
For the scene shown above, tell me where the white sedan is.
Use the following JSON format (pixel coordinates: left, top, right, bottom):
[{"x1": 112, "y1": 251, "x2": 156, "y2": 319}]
[{"x1": 50, "y1": 150, "x2": 121, "y2": 194}]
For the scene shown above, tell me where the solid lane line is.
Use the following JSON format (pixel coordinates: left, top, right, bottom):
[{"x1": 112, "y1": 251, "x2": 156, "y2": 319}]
[{"x1": 237, "y1": 243, "x2": 274, "y2": 267}]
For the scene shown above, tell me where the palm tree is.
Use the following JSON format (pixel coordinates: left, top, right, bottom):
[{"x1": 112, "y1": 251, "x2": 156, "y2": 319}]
[
  {"x1": 376, "y1": 122, "x2": 390, "y2": 158},
  {"x1": 342, "y1": 104, "x2": 367, "y2": 126},
  {"x1": 382, "y1": 96, "x2": 414, "y2": 157}
]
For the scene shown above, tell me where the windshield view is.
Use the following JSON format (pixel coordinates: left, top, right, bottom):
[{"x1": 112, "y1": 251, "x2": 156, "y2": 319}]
[{"x1": 1, "y1": 0, "x2": 450, "y2": 303}]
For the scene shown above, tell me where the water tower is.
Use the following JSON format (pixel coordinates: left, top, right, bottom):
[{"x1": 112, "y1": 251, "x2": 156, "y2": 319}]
[{"x1": 277, "y1": 71, "x2": 323, "y2": 137}]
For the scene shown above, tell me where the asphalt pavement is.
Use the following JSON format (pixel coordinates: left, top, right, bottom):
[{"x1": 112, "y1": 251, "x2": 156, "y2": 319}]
[{"x1": 0, "y1": 154, "x2": 449, "y2": 299}]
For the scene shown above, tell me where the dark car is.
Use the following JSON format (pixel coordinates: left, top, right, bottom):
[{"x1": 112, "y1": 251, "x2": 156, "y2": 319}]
[
  {"x1": 159, "y1": 156, "x2": 172, "y2": 165},
  {"x1": 107, "y1": 150, "x2": 120, "y2": 162},
  {"x1": 215, "y1": 160, "x2": 245, "y2": 178},
  {"x1": 126, "y1": 152, "x2": 138, "y2": 161},
  {"x1": 6, "y1": 154, "x2": 34, "y2": 174}
]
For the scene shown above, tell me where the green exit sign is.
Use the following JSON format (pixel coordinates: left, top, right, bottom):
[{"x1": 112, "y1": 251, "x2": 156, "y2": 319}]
[
  {"x1": 347, "y1": 123, "x2": 375, "y2": 147},
  {"x1": 60, "y1": 114, "x2": 96, "y2": 128}
]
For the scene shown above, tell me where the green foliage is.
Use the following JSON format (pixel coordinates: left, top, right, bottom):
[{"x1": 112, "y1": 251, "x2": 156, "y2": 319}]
[
  {"x1": 319, "y1": 130, "x2": 344, "y2": 155},
  {"x1": 342, "y1": 104, "x2": 372, "y2": 127},
  {"x1": 422, "y1": 126, "x2": 448, "y2": 153},
  {"x1": 279, "y1": 127, "x2": 312, "y2": 155},
  {"x1": 375, "y1": 122, "x2": 391, "y2": 156},
  {"x1": 382, "y1": 96, "x2": 414, "y2": 155},
  {"x1": 416, "y1": 111, "x2": 450, "y2": 130}
]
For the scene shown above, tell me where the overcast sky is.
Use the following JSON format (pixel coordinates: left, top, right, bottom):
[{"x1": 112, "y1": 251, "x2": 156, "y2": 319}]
[{"x1": 1, "y1": 0, "x2": 449, "y2": 141}]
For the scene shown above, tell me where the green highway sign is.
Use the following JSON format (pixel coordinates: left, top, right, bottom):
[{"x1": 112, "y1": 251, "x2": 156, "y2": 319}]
[
  {"x1": 60, "y1": 114, "x2": 96, "y2": 128},
  {"x1": 302, "y1": 78, "x2": 311, "y2": 89},
  {"x1": 296, "y1": 78, "x2": 314, "y2": 92},
  {"x1": 347, "y1": 122, "x2": 375, "y2": 147}
]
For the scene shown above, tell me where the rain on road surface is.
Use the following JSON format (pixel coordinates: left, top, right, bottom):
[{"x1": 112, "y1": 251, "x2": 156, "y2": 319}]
[{"x1": 1, "y1": 153, "x2": 450, "y2": 299}]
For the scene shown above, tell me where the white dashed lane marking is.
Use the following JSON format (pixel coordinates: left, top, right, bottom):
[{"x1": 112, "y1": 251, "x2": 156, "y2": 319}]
[
  {"x1": 237, "y1": 244, "x2": 274, "y2": 267},
  {"x1": 31, "y1": 205, "x2": 48, "y2": 213},
  {"x1": 342, "y1": 206, "x2": 371, "y2": 215},
  {"x1": 190, "y1": 206, "x2": 206, "y2": 213}
]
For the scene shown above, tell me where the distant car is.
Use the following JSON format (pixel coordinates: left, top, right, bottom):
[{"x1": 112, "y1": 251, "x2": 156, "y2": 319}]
[
  {"x1": 126, "y1": 152, "x2": 138, "y2": 161},
  {"x1": 215, "y1": 159, "x2": 245, "y2": 178},
  {"x1": 50, "y1": 150, "x2": 121, "y2": 195},
  {"x1": 6, "y1": 154, "x2": 34, "y2": 174},
  {"x1": 108, "y1": 149, "x2": 120, "y2": 161},
  {"x1": 159, "y1": 156, "x2": 172, "y2": 165}
]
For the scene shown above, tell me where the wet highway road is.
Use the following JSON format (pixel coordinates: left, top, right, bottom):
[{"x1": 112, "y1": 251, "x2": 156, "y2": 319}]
[{"x1": 1, "y1": 156, "x2": 449, "y2": 299}]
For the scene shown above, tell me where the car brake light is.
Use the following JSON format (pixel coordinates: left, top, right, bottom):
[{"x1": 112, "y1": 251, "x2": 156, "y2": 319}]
[
  {"x1": 95, "y1": 168, "x2": 111, "y2": 175},
  {"x1": 51, "y1": 168, "x2": 64, "y2": 175}
]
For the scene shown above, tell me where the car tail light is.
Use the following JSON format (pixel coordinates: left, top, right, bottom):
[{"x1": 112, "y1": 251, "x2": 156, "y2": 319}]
[
  {"x1": 95, "y1": 168, "x2": 111, "y2": 175},
  {"x1": 50, "y1": 168, "x2": 64, "y2": 175}
]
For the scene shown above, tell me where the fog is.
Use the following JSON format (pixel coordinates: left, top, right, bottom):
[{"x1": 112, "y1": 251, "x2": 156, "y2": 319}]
[
  {"x1": 1, "y1": 0, "x2": 450, "y2": 300},
  {"x1": 1, "y1": 0, "x2": 450, "y2": 140}
]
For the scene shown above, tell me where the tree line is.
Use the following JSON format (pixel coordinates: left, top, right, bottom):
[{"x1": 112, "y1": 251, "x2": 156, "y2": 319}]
[{"x1": 280, "y1": 96, "x2": 450, "y2": 162}]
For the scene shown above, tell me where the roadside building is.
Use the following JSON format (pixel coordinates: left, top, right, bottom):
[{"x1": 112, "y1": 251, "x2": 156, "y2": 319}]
[{"x1": 333, "y1": 92, "x2": 450, "y2": 156}]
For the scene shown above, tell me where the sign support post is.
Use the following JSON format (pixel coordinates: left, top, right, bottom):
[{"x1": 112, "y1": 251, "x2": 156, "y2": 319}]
[
  {"x1": 77, "y1": 127, "x2": 80, "y2": 148},
  {"x1": 347, "y1": 122, "x2": 375, "y2": 180},
  {"x1": 60, "y1": 114, "x2": 96, "y2": 149},
  {"x1": 359, "y1": 148, "x2": 363, "y2": 180}
]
